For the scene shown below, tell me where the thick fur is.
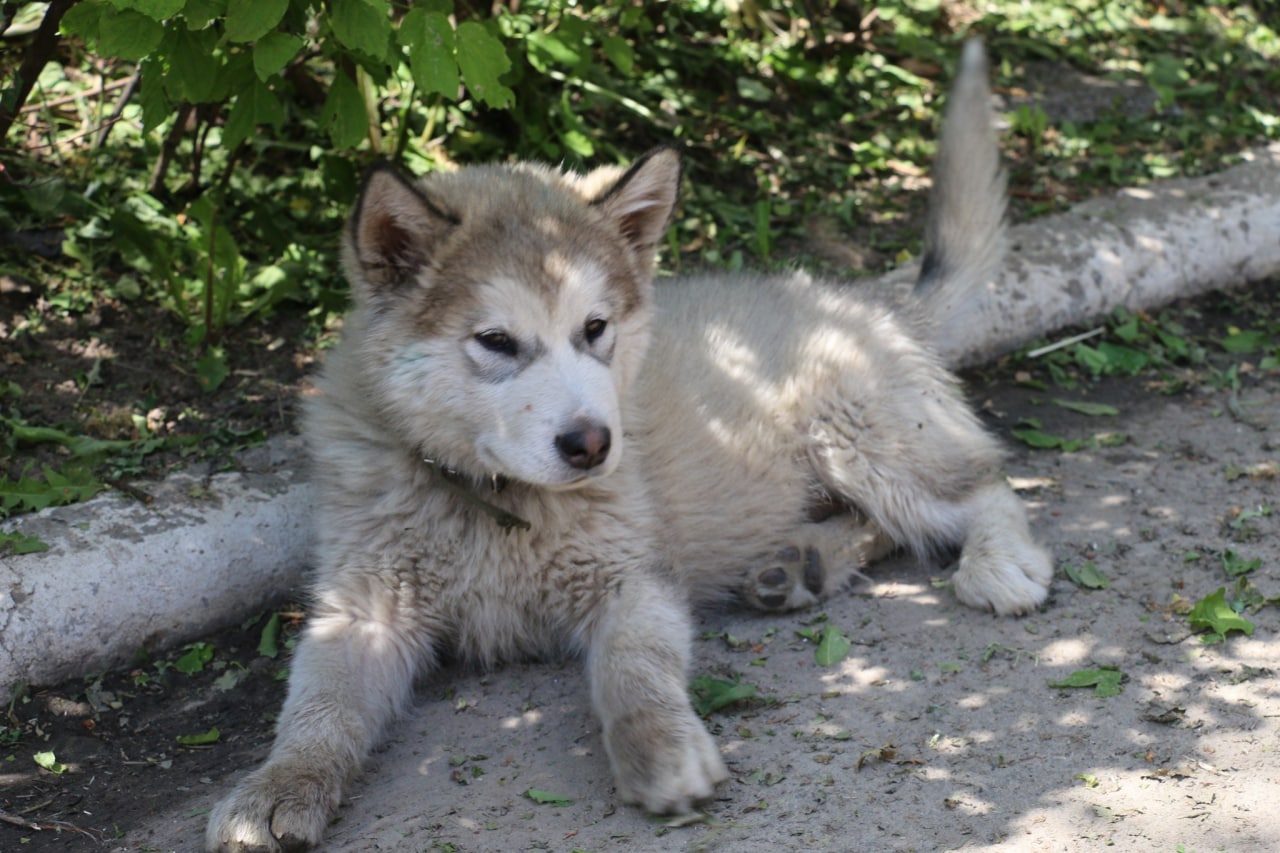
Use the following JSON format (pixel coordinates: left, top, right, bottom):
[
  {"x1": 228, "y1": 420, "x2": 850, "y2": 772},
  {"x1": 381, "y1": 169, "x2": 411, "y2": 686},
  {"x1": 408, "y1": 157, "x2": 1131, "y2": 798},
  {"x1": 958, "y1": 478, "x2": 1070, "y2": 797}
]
[{"x1": 207, "y1": 41, "x2": 1052, "y2": 852}]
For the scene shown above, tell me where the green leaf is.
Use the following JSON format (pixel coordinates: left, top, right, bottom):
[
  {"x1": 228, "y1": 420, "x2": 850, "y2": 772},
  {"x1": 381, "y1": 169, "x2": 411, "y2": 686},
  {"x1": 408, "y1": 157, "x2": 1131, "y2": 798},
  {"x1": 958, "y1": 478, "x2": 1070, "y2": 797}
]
[
  {"x1": 4, "y1": 417, "x2": 137, "y2": 458},
  {"x1": 736, "y1": 76, "x2": 773, "y2": 102},
  {"x1": 330, "y1": 0, "x2": 391, "y2": 58},
  {"x1": 1220, "y1": 330, "x2": 1269, "y2": 353},
  {"x1": 1096, "y1": 342, "x2": 1151, "y2": 375},
  {"x1": 1012, "y1": 428, "x2": 1065, "y2": 449},
  {"x1": 223, "y1": 78, "x2": 285, "y2": 149},
  {"x1": 1064, "y1": 561, "x2": 1109, "y2": 590},
  {"x1": 110, "y1": 0, "x2": 186, "y2": 20},
  {"x1": 814, "y1": 625, "x2": 852, "y2": 667},
  {"x1": 159, "y1": 26, "x2": 222, "y2": 103},
  {"x1": 523, "y1": 788, "x2": 572, "y2": 807},
  {"x1": 456, "y1": 20, "x2": 514, "y2": 109},
  {"x1": 174, "y1": 642, "x2": 215, "y2": 674},
  {"x1": 258, "y1": 612, "x2": 281, "y2": 658},
  {"x1": 138, "y1": 57, "x2": 171, "y2": 131},
  {"x1": 1073, "y1": 343, "x2": 1109, "y2": 375},
  {"x1": 212, "y1": 668, "x2": 245, "y2": 691},
  {"x1": 253, "y1": 31, "x2": 304, "y2": 81},
  {"x1": 33, "y1": 750, "x2": 67, "y2": 774},
  {"x1": 559, "y1": 127, "x2": 594, "y2": 158},
  {"x1": 1074, "y1": 342, "x2": 1150, "y2": 377},
  {"x1": 60, "y1": 1, "x2": 104, "y2": 41},
  {"x1": 400, "y1": 8, "x2": 459, "y2": 98},
  {"x1": 0, "y1": 531, "x2": 50, "y2": 555},
  {"x1": 1187, "y1": 588, "x2": 1254, "y2": 637},
  {"x1": 1222, "y1": 550, "x2": 1261, "y2": 577},
  {"x1": 1052, "y1": 399, "x2": 1119, "y2": 417},
  {"x1": 322, "y1": 71, "x2": 368, "y2": 150},
  {"x1": 601, "y1": 34, "x2": 634, "y2": 75},
  {"x1": 97, "y1": 7, "x2": 165, "y2": 61},
  {"x1": 526, "y1": 29, "x2": 583, "y2": 71},
  {"x1": 182, "y1": 0, "x2": 226, "y2": 29},
  {"x1": 1111, "y1": 312, "x2": 1140, "y2": 342},
  {"x1": 196, "y1": 347, "x2": 231, "y2": 393},
  {"x1": 0, "y1": 464, "x2": 104, "y2": 516},
  {"x1": 1011, "y1": 423, "x2": 1083, "y2": 452},
  {"x1": 176, "y1": 726, "x2": 221, "y2": 745},
  {"x1": 224, "y1": 0, "x2": 287, "y2": 43},
  {"x1": 1048, "y1": 667, "x2": 1124, "y2": 697},
  {"x1": 689, "y1": 675, "x2": 757, "y2": 717},
  {"x1": 1155, "y1": 328, "x2": 1190, "y2": 360}
]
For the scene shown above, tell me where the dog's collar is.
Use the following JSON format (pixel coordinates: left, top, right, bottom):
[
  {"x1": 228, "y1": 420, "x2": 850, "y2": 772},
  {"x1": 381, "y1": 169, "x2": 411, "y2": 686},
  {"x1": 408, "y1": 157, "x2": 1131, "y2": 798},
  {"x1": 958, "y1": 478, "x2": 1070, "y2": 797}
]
[{"x1": 422, "y1": 457, "x2": 531, "y2": 532}]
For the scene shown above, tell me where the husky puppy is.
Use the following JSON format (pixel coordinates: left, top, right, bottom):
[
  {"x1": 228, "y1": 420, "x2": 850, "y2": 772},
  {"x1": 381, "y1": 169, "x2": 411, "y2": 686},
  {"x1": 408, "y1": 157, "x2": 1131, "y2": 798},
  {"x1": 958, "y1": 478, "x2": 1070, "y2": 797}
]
[{"x1": 208, "y1": 41, "x2": 1052, "y2": 851}]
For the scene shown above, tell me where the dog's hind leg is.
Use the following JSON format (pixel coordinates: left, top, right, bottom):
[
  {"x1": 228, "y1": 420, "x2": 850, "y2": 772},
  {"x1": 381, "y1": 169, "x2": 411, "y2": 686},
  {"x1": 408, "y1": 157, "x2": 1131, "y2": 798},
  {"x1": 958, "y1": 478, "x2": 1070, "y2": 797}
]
[
  {"x1": 945, "y1": 478, "x2": 1054, "y2": 614},
  {"x1": 801, "y1": 370, "x2": 1053, "y2": 616}
]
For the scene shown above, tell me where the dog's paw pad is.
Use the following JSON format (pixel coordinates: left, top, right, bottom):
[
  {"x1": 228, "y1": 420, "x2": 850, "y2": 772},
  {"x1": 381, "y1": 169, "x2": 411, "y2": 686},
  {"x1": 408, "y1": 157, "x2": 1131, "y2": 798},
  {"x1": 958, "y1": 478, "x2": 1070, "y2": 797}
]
[{"x1": 744, "y1": 546, "x2": 824, "y2": 612}]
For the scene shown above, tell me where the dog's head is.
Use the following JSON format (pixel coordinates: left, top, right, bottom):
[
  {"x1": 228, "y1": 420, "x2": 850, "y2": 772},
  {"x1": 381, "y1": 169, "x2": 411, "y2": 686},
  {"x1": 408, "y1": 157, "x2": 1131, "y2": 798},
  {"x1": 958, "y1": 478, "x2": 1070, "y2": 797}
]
[{"x1": 339, "y1": 148, "x2": 680, "y2": 490}]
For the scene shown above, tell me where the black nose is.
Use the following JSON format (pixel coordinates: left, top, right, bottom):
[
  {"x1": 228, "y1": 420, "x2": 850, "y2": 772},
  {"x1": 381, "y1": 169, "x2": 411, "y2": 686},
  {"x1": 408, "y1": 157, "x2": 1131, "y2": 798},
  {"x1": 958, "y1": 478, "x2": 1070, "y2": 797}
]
[{"x1": 555, "y1": 424, "x2": 611, "y2": 470}]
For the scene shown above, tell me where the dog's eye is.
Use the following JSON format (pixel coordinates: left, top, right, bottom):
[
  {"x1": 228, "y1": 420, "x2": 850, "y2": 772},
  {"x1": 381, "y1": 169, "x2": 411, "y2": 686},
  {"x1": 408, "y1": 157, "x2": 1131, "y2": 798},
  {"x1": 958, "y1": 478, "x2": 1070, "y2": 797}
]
[
  {"x1": 584, "y1": 318, "x2": 608, "y2": 344},
  {"x1": 475, "y1": 330, "x2": 517, "y2": 357}
]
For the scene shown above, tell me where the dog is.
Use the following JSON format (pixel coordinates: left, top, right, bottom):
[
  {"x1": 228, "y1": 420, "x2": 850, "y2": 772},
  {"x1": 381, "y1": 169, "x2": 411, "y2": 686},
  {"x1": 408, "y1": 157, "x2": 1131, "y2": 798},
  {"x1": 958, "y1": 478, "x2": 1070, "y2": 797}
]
[{"x1": 207, "y1": 40, "x2": 1052, "y2": 851}]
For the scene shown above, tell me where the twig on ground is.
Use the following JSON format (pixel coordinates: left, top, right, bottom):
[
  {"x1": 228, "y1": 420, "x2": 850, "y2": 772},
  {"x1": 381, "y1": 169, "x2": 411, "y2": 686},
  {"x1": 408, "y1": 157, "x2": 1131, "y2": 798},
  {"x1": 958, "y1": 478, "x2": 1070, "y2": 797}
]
[
  {"x1": 0, "y1": 808, "x2": 106, "y2": 841},
  {"x1": 1026, "y1": 327, "x2": 1105, "y2": 359}
]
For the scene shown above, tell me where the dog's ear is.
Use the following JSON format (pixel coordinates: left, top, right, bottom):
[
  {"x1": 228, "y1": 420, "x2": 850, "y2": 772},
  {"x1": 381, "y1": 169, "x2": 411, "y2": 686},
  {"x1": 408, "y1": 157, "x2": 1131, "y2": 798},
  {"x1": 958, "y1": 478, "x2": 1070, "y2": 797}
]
[
  {"x1": 345, "y1": 163, "x2": 458, "y2": 292},
  {"x1": 590, "y1": 146, "x2": 681, "y2": 267}
]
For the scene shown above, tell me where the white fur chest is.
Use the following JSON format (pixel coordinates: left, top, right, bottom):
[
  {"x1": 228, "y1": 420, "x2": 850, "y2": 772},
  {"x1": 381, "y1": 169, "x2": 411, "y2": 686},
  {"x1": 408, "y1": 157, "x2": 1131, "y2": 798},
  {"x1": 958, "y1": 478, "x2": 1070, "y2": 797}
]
[{"x1": 311, "y1": 454, "x2": 663, "y2": 668}]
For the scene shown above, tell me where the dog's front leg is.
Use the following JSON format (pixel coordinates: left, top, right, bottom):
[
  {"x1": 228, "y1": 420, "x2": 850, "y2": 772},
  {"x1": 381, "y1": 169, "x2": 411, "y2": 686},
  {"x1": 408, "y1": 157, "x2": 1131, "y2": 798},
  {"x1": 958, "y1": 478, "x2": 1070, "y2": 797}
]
[
  {"x1": 585, "y1": 574, "x2": 729, "y2": 813},
  {"x1": 206, "y1": 586, "x2": 431, "y2": 852}
]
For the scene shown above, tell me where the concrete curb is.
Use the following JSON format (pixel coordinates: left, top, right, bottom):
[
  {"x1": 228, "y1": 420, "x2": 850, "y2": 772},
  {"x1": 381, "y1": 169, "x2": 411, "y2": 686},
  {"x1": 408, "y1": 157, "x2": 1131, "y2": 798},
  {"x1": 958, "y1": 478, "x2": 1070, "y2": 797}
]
[
  {"x1": 2, "y1": 437, "x2": 314, "y2": 689},
  {"x1": 3, "y1": 143, "x2": 1279, "y2": 692}
]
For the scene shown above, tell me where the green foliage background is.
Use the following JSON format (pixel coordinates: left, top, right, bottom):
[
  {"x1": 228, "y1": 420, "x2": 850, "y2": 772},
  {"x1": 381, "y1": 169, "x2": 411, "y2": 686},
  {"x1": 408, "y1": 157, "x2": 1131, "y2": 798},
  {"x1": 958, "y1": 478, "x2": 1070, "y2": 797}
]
[{"x1": 4, "y1": 1, "x2": 1279, "y2": 340}]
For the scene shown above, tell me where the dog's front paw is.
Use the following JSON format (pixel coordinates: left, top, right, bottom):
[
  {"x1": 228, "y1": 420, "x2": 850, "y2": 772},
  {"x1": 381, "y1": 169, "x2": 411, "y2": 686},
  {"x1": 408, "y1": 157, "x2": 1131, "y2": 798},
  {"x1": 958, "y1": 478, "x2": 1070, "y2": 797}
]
[
  {"x1": 206, "y1": 763, "x2": 340, "y2": 853},
  {"x1": 606, "y1": 707, "x2": 728, "y2": 813}
]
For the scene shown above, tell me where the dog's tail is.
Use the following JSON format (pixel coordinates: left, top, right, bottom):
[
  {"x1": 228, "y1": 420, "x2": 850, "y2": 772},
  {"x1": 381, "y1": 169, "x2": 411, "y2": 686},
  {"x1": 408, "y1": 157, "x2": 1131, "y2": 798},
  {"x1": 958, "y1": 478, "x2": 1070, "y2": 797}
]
[{"x1": 913, "y1": 40, "x2": 1007, "y2": 347}]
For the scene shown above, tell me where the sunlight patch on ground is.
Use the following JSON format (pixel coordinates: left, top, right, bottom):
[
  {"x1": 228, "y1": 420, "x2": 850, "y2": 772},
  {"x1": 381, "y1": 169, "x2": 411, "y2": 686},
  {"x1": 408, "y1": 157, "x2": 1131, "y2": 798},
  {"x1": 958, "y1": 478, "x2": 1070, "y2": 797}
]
[
  {"x1": 866, "y1": 580, "x2": 934, "y2": 603},
  {"x1": 1039, "y1": 637, "x2": 1094, "y2": 665},
  {"x1": 1008, "y1": 475, "x2": 1056, "y2": 492},
  {"x1": 941, "y1": 788, "x2": 994, "y2": 815},
  {"x1": 825, "y1": 659, "x2": 890, "y2": 688},
  {"x1": 501, "y1": 709, "x2": 544, "y2": 730},
  {"x1": 1054, "y1": 709, "x2": 1094, "y2": 728}
]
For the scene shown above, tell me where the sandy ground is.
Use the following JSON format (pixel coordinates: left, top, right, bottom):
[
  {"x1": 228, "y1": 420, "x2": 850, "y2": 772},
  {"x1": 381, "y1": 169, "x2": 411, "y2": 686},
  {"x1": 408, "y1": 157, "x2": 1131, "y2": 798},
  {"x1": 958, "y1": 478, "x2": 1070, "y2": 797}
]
[{"x1": 81, "y1": 302, "x2": 1279, "y2": 853}]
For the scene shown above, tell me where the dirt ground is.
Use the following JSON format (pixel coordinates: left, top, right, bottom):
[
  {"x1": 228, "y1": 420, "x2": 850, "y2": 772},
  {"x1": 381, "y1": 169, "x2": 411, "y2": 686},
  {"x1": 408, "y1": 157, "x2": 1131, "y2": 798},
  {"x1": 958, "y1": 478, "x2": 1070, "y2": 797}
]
[
  {"x1": 1, "y1": 280, "x2": 1277, "y2": 852},
  {"x1": 0, "y1": 276, "x2": 317, "y2": 487}
]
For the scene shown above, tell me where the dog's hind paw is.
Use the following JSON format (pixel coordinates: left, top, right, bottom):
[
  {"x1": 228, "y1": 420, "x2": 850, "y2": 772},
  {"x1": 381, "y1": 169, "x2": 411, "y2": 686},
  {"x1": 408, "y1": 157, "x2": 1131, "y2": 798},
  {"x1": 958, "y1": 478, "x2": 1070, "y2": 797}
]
[
  {"x1": 743, "y1": 545, "x2": 826, "y2": 612},
  {"x1": 206, "y1": 764, "x2": 339, "y2": 853},
  {"x1": 952, "y1": 533, "x2": 1053, "y2": 616}
]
